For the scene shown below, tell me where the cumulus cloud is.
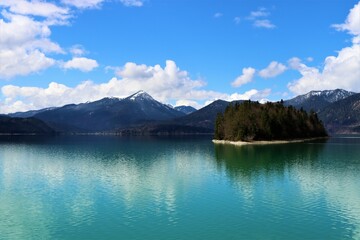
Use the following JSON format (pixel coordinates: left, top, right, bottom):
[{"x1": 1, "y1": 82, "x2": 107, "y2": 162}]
[
  {"x1": 332, "y1": 1, "x2": 360, "y2": 45},
  {"x1": 0, "y1": 48, "x2": 55, "y2": 79},
  {"x1": 288, "y1": 2, "x2": 360, "y2": 95},
  {"x1": 62, "y1": 57, "x2": 99, "y2": 72},
  {"x1": 0, "y1": 60, "x2": 271, "y2": 113},
  {"x1": 0, "y1": 0, "x2": 129, "y2": 79},
  {"x1": 259, "y1": 61, "x2": 287, "y2": 78},
  {"x1": 288, "y1": 44, "x2": 360, "y2": 94},
  {"x1": 0, "y1": 0, "x2": 70, "y2": 21},
  {"x1": 0, "y1": 2, "x2": 68, "y2": 78},
  {"x1": 0, "y1": 11, "x2": 62, "y2": 78},
  {"x1": 231, "y1": 67, "x2": 256, "y2": 87},
  {"x1": 332, "y1": 1, "x2": 360, "y2": 36},
  {"x1": 120, "y1": 0, "x2": 144, "y2": 7},
  {"x1": 0, "y1": 0, "x2": 150, "y2": 79}
]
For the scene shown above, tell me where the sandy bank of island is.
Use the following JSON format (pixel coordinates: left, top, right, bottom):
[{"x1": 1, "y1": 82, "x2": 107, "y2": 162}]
[{"x1": 212, "y1": 137, "x2": 327, "y2": 146}]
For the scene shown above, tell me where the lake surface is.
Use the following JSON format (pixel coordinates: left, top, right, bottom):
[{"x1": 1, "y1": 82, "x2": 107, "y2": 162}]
[{"x1": 0, "y1": 136, "x2": 359, "y2": 239}]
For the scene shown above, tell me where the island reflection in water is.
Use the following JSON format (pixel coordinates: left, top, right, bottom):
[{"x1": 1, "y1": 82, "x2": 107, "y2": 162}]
[{"x1": 0, "y1": 136, "x2": 359, "y2": 239}]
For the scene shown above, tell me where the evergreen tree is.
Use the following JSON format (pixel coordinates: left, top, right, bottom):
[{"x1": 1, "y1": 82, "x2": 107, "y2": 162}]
[{"x1": 214, "y1": 101, "x2": 328, "y2": 141}]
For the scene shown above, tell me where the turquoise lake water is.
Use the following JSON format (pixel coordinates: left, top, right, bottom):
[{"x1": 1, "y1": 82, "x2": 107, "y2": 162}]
[{"x1": 0, "y1": 136, "x2": 359, "y2": 239}]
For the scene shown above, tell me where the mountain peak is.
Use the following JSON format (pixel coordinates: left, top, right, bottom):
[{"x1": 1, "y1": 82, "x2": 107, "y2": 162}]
[
  {"x1": 305, "y1": 89, "x2": 355, "y2": 103},
  {"x1": 284, "y1": 89, "x2": 357, "y2": 113},
  {"x1": 127, "y1": 90, "x2": 154, "y2": 101}
]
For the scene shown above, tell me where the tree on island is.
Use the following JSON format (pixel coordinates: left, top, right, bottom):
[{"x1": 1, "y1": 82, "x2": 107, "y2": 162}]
[{"x1": 214, "y1": 100, "x2": 327, "y2": 141}]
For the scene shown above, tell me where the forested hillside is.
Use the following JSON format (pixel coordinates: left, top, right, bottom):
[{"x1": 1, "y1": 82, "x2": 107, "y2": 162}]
[
  {"x1": 214, "y1": 101, "x2": 327, "y2": 141},
  {"x1": 0, "y1": 116, "x2": 55, "y2": 134}
]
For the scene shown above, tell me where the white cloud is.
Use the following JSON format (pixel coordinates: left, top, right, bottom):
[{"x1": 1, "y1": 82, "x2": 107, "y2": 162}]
[
  {"x1": 288, "y1": 2, "x2": 360, "y2": 95},
  {"x1": 175, "y1": 100, "x2": 201, "y2": 109},
  {"x1": 63, "y1": 57, "x2": 99, "y2": 72},
  {"x1": 288, "y1": 44, "x2": 360, "y2": 94},
  {"x1": 332, "y1": 1, "x2": 360, "y2": 45},
  {"x1": 332, "y1": 1, "x2": 360, "y2": 36},
  {"x1": 231, "y1": 67, "x2": 256, "y2": 87},
  {"x1": 61, "y1": 0, "x2": 145, "y2": 9},
  {"x1": 0, "y1": 48, "x2": 55, "y2": 79},
  {"x1": 0, "y1": 1, "x2": 69, "y2": 79},
  {"x1": 214, "y1": 12, "x2": 223, "y2": 18},
  {"x1": 246, "y1": 7, "x2": 276, "y2": 29},
  {"x1": 0, "y1": 11, "x2": 61, "y2": 78},
  {"x1": 254, "y1": 19, "x2": 276, "y2": 29},
  {"x1": 226, "y1": 89, "x2": 271, "y2": 102},
  {"x1": 62, "y1": 0, "x2": 104, "y2": 9},
  {"x1": 0, "y1": 1, "x2": 114, "y2": 79},
  {"x1": 234, "y1": 17, "x2": 241, "y2": 24},
  {"x1": 0, "y1": 60, "x2": 270, "y2": 113},
  {"x1": 259, "y1": 61, "x2": 287, "y2": 78},
  {"x1": 1, "y1": 12, "x2": 52, "y2": 50},
  {"x1": 0, "y1": 0, "x2": 69, "y2": 21},
  {"x1": 120, "y1": 0, "x2": 144, "y2": 7},
  {"x1": 248, "y1": 8, "x2": 270, "y2": 19},
  {"x1": 116, "y1": 62, "x2": 154, "y2": 78},
  {"x1": 70, "y1": 45, "x2": 87, "y2": 56},
  {"x1": 353, "y1": 35, "x2": 360, "y2": 44}
]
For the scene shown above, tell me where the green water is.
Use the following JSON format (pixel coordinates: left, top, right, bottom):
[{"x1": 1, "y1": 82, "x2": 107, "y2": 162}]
[{"x1": 0, "y1": 136, "x2": 359, "y2": 239}]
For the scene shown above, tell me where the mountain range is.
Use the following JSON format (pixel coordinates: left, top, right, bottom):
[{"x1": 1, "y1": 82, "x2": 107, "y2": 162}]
[
  {"x1": 284, "y1": 89, "x2": 356, "y2": 113},
  {"x1": 284, "y1": 89, "x2": 360, "y2": 134},
  {"x1": 9, "y1": 91, "x2": 188, "y2": 132},
  {"x1": 3, "y1": 89, "x2": 360, "y2": 135}
]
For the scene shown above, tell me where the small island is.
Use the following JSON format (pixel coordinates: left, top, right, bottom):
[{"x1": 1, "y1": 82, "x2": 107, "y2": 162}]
[{"x1": 213, "y1": 100, "x2": 328, "y2": 145}]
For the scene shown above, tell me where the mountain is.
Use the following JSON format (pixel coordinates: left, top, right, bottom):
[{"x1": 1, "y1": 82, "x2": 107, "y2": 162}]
[
  {"x1": 31, "y1": 91, "x2": 185, "y2": 132},
  {"x1": 174, "y1": 105, "x2": 197, "y2": 115},
  {"x1": 116, "y1": 99, "x2": 232, "y2": 135},
  {"x1": 176, "y1": 100, "x2": 236, "y2": 130},
  {"x1": 7, "y1": 89, "x2": 359, "y2": 135},
  {"x1": 0, "y1": 116, "x2": 55, "y2": 134},
  {"x1": 318, "y1": 93, "x2": 360, "y2": 134},
  {"x1": 9, "y1": 107, "x2": 57, "y2": 118},
  {"x1": 285, "y1": 89, "x2": 356, "y2": 112}
]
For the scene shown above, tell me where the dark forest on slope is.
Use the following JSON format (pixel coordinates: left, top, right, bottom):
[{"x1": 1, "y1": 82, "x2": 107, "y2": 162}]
[
  {"x1": 0, "y1": 116, "x2": 55, "y2": 134},
  {"x1": 214, "y1": 101, "x2": 327, "y2": 141}
]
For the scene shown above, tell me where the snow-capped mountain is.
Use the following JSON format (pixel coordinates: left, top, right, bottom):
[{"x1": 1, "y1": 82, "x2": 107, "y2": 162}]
[
  {"x1": 11, "y1": 91, "x2": 186, "y2": 132},
  {"x1": 128, "y1": 90, "x2": 154, "y2": 101},
  {"x1": 8, "y1": 89, "x2": 360, "y2": 135},
  {"x1": 285, "y1": 89, "x2": 356, "y2": 112},
  {"x1": 174, "y1": 106, "x2": 197, "y2": 115}
]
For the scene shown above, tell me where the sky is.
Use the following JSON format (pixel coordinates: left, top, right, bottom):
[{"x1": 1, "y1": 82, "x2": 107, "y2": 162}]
[{"x1": 0, "y1": 0, "x2": 359, "y2": 113}]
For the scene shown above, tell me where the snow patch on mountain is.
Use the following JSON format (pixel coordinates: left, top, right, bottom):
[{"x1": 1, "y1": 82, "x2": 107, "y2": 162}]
[
  {"x1": 287, "y1": 89, "x2": 356, "y2": 106},
  {"x1": 128, "y1": 90, "x2": 154, "y2": 101}
]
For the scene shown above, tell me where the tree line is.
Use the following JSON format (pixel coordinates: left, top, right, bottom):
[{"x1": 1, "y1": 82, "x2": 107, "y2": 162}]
[{"x1": 214, "y1": 100, "x2": 327, "y2": 141}]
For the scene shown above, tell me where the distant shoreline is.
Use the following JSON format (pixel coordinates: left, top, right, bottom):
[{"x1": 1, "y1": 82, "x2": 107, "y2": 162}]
[{"x1": 212, "y1": 137, "x2": 328, "y2": 146}]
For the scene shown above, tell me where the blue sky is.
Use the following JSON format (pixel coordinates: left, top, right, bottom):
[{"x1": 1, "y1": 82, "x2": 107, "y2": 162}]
[{"x1": 0, "y1": 0, "x2": 359, "y2": 113}]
